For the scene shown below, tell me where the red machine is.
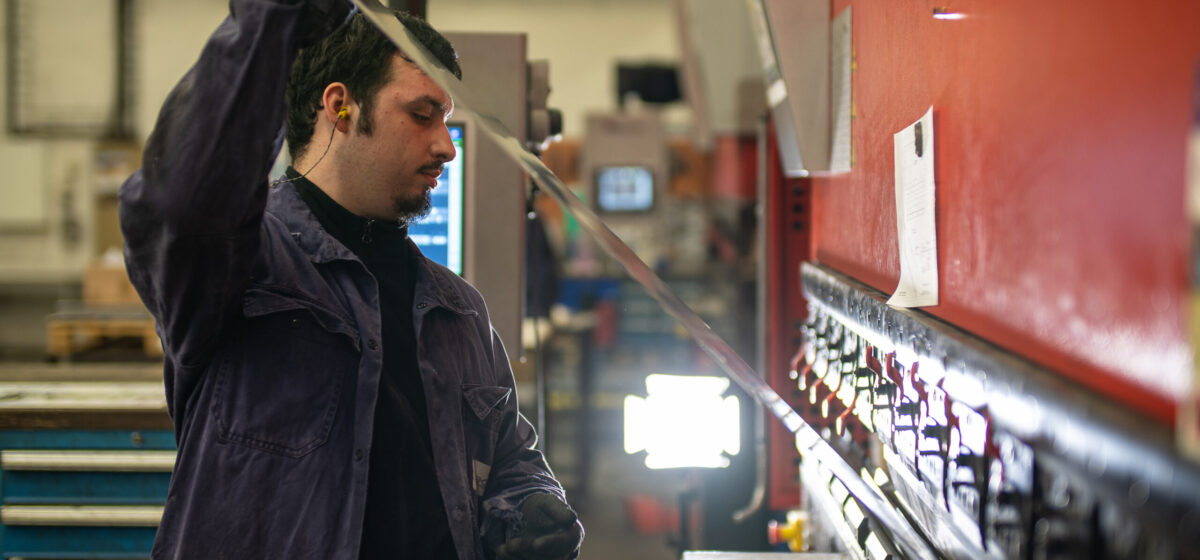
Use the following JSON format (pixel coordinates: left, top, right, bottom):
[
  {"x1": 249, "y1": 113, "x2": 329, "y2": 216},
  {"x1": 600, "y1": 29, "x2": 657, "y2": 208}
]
[{"x1": 757, "y1": 1, "x2": 1200, "y2": 557}]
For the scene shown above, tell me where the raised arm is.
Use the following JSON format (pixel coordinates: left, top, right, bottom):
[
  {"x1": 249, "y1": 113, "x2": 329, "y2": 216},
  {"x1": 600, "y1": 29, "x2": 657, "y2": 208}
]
[{"x1": 119, "y1": 0, "x2": 347, "y2": 400}]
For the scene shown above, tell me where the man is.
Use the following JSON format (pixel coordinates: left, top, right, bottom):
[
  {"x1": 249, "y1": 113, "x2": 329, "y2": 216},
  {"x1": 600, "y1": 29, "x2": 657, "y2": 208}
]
[{"x1": 119, "y1": 1, "x2": 582, "y2": 558}]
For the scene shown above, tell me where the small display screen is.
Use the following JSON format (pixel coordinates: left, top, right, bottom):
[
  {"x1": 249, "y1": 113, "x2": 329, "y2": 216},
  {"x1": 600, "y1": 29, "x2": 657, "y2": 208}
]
[
  {"x1": 409, "y1": 123, "x2": 465, "y2": 274},
  {"x1": 596, "y1": 166, "x2": 654, "y2": 212}
]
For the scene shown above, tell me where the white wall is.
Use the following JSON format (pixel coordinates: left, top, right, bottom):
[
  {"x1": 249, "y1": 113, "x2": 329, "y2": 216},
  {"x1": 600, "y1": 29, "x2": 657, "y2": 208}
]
[
  {"x1": 0, "y1": 0, "x2": 226, "y2": 285},
  {"x1": 0, "y1": 0, "x2": 746, "y2": 282},
  {"x1": 685, "y1": 0, "x2": 763, "y2": 135},
  {"x1": 136, "y1": 0, "x2": 230, "y2": 144},
  {"x1": 0, "y1": 0, "x2": 751, "y2": 352},
  {"x1": 0, "y1": 4, "x2": 93, "y2": 283},
  {"x1": 0, "y1": 1, "x2": 226, "y2": 354},
  {"x1": 427, "y1": 0, "x2": 681, "y2": 138},
  {"x1": 137, "y1": 0, "x2": 686, "y2": 143},
  {"x1": 0, "y1": 0, "x2": 687, "y2": 280}
]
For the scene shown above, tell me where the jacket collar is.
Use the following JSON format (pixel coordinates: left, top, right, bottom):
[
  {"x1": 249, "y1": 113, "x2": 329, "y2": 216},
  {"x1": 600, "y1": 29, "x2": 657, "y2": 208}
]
[
  {"x1": 267, "y1": 182, "x2": 355, "y2": 264},
  {"x1": 267, "y1": 183, "x2": 475, "y2": 316},
  {"x1": 411, "y1": 245, "x2": 477, "y2": 317}
]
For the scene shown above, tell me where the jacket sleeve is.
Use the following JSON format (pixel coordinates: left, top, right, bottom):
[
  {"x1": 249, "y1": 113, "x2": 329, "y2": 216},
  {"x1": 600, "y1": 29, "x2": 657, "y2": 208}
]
[
  {"x1": 119, "y1": 0, "x2": 344, "y2": 416},
  {"x1": 478, "y1": 328, "x2": 580, "y2": 556}
]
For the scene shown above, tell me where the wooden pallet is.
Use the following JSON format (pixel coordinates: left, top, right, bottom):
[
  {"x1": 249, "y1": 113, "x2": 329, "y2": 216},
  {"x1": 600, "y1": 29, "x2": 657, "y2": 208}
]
[{"x1": 46, "y1": 312, "x2": 161, "y2": 360}]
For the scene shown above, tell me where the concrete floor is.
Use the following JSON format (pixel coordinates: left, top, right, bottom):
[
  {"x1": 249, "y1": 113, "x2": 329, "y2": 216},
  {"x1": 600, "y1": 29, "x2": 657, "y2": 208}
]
[{"x1": 571, "y1": 437, "x2": 682, "y2": 560}]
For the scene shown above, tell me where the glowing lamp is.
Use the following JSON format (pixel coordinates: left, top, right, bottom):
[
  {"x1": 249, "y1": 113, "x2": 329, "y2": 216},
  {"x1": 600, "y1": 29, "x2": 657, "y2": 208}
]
[{"x1": 623, "y1": 374, "x2": 740, "y2": 469}]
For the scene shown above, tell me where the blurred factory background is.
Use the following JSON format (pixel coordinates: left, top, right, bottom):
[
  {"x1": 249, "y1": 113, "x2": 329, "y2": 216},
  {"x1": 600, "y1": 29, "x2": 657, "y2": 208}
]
[{"x1": 0, "y1": 0, "x2": 1199, "y2": 558}]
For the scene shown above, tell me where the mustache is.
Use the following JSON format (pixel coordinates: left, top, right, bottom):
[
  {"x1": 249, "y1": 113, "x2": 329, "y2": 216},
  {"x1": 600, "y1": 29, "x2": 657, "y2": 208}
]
[{"x1": 419, "y1": 163, "x2": 445, "y2": 176}]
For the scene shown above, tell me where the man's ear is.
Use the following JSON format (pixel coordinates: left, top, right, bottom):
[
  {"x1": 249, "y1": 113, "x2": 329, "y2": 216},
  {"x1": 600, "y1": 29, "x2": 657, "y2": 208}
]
[{"x1": 320, "y1": 82, "x2": 352, "y2": 132}]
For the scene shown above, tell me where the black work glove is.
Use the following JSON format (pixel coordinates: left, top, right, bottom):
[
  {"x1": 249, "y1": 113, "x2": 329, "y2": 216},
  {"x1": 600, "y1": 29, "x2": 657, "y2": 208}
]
[{"x1": 496, "y1": 493, "x2": 584, "y2": 560}]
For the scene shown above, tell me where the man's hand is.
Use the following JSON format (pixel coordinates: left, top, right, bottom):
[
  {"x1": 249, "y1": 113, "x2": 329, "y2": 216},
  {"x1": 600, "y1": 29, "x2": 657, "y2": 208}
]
[{"x1": 496, "y1": 493, "x2": 584, "y2": 560}]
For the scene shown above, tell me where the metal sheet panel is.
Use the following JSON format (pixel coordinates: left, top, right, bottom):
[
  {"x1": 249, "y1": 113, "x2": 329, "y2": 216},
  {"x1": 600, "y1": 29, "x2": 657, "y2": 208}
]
[{"x1": 759, "y1": 0, "x2": 830, "y2": 174}]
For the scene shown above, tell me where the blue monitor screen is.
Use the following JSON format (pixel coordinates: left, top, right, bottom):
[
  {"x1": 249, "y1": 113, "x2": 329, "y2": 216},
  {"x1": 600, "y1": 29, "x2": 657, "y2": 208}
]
[
  {"x1": 409, "y1": 123, "x2": 465, "y2": 274},
  {"x1": 596, "y1": 165, "x2": 654, "y2": 212}
]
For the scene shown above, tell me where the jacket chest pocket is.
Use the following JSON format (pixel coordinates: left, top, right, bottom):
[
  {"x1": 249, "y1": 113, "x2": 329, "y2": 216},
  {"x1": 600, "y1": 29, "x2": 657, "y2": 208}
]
[
  {"x1": 462, "y1": 384, "x2": 511, "y2": 496},
  {"x1": 212, "y1": 289, "x2": 360, "y2": 458}
]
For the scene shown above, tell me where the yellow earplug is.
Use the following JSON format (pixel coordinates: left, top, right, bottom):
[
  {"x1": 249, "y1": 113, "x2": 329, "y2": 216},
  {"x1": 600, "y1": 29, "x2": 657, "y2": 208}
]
[{"x1": 337, "y1": 107, "x2": 349, "y2": 119}]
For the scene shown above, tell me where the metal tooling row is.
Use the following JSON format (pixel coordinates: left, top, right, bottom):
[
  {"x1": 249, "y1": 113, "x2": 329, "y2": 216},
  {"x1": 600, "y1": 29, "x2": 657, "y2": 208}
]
[{"x1": 801, "y1": 261, "x2": 1200, "y2": 559}]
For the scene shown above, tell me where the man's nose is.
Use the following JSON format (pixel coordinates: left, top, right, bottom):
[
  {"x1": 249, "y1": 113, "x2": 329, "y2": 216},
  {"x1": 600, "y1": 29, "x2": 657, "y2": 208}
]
[{"x1": 433, "y1": 124, "x2": 456, "y2": 162}]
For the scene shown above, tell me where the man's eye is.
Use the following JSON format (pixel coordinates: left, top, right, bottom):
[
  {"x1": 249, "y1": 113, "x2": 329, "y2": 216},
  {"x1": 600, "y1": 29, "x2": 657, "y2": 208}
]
[{"x1": 413, "y1": 113, "x2": 432, "y2": 122}]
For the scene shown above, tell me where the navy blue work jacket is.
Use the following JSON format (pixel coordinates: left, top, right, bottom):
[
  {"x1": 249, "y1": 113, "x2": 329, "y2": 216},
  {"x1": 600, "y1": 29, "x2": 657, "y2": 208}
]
[{"x1": 118, "y1": 1, "x2": 564, "y2": 558}]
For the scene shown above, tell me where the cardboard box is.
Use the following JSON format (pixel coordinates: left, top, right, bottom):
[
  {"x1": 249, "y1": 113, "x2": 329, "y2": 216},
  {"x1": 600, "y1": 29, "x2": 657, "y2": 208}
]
[{"x1": 83, "y1": 262, "x2": 141, "y2": 307}]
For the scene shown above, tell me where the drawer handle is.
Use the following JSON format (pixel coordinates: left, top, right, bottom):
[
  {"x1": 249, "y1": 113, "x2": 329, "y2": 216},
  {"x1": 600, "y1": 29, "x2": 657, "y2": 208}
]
[
  {"x1": 1, "y1": 450, "x2": 175, "y2": 472},
  {"x1": 1, "y1": 505, "x2": 163, "y2": 526}
]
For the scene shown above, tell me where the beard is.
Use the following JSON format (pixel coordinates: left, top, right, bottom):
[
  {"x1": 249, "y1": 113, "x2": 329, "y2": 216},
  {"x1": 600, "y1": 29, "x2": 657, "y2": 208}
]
[{"x1": 394, "y1": 188, "x2": 432, "y2": 223}]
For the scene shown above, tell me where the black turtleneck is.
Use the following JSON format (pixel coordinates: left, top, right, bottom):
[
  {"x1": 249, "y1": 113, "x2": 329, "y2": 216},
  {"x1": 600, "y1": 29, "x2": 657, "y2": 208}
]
[{"x1": 289, "y1": 168, "x2": 457, "y2": 559}]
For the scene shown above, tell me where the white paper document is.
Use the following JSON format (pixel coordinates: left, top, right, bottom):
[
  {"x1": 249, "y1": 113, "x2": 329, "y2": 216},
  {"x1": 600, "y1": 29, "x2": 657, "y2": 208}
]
[{"x1": 888, "y1": 107, "x2": 939, "y2": 308}]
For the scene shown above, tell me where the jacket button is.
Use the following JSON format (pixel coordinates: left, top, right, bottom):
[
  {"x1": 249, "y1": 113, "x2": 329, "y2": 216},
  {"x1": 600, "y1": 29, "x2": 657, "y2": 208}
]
[
  {"x1": 416, "y1": 302, "x2": 428, "y2": 309},
  {"x1": 367, "y1": 339, "x2": 378, "y2": 350},
  {"x1": 354, "y1": 449, "x2": 364, "y2": 461},
  {"x1": 291, "y1": 319, "x2": 300, "y2": 328}
]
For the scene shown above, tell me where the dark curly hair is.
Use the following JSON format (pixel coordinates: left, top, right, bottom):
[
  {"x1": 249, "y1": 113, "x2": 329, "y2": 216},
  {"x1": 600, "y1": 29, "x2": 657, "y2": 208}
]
[{"x1": 285, "y1": 11, "x2": 461, "y2": 161}]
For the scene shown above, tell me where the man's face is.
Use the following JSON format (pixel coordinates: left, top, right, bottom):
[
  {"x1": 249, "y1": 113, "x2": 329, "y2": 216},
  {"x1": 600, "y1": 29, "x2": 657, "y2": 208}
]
[{"x1": 343, "y1": 54, "x2": 456, "y2": 221}]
